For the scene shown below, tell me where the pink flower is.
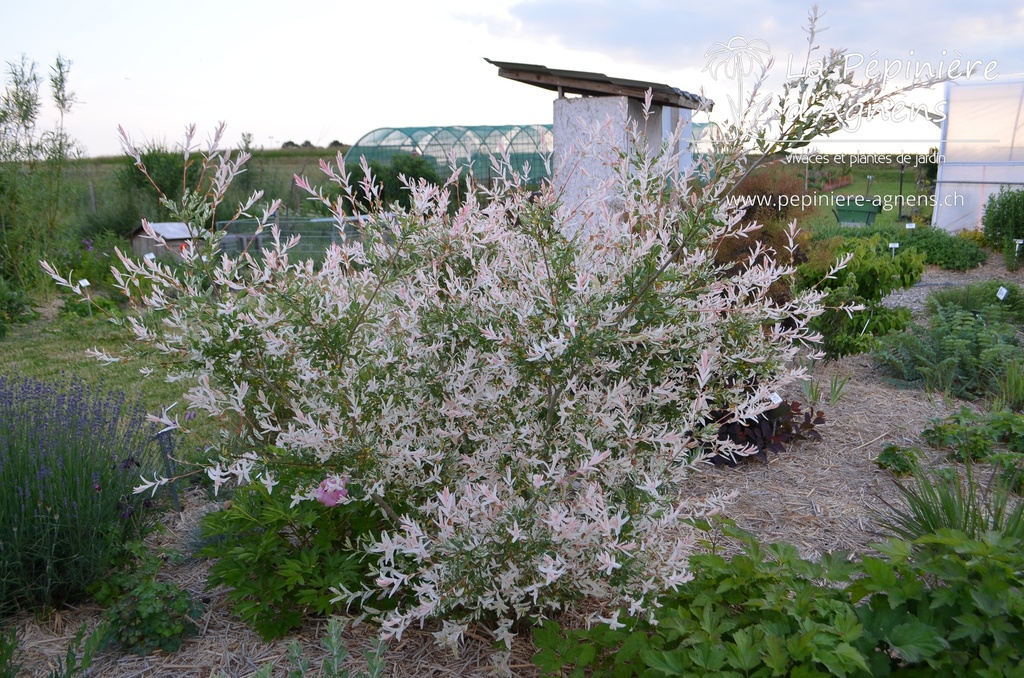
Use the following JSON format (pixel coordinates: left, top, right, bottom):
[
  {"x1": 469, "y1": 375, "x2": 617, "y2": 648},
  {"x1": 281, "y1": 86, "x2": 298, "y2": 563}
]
[{"x1": 314, "y1": 477, "x2": 348, "y2": 507}]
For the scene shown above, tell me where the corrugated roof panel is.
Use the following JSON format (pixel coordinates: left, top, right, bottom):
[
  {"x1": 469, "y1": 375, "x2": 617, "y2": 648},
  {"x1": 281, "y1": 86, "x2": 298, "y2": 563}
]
[
  {"x1": 132, "y1": 222, "x2": 192, "y2": 240},
  {"x1": 485, "y1": 58, "x2": 712, "y2": 111}
]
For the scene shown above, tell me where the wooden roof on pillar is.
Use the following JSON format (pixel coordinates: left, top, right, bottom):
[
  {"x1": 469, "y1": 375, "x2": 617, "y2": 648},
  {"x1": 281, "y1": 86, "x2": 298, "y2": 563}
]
[{"x1": 485, "y1": 58, "x2": 712, "y2": 111}]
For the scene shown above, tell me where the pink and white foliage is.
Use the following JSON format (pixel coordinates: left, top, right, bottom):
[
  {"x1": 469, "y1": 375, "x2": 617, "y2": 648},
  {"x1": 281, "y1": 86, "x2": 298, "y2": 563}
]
[
  {"x1": 40, "y1": 13, "x2": 950, "y2": 648},
  {"x1": 44, "y1": 67, "x2": 912, "y2": 646}
]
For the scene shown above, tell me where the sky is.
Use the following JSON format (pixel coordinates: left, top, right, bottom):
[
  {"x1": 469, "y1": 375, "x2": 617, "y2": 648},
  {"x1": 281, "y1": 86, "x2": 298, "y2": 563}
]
[{"x1": 2, "y1": 0, "x2": 1022, "y2": 158}]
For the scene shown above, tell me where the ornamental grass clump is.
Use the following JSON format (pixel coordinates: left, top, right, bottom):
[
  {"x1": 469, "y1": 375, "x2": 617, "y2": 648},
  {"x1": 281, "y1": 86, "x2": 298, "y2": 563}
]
[
  {"x1": 0, "y1": 375, "x2": 162, "y2": 614},
  {"x1": 44, "y1": 11, "x2": 940, "y2": 649}
]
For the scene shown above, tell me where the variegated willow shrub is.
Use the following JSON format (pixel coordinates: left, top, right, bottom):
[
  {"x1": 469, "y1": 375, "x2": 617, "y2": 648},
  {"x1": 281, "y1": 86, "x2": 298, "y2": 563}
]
[{"x1": 44, "y1": 30, "x2": 930, "y2": 647}]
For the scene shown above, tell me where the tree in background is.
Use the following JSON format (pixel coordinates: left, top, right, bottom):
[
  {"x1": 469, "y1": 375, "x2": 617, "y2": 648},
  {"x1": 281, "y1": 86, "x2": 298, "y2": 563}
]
[
  {"x1": 343, "y1": 153, "x2": 455, "y2": 214},
  {"x1": 108, "y1": 142, "x2": 203, "y2": 234},
  {"x1": 0, "y1": 55, "x2": 78, "y2": 294}
]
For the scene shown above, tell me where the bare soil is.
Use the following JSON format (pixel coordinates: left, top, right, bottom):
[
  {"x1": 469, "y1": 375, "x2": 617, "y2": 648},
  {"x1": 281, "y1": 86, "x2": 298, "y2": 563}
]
[{"x1": 11, "y1": 258, "x2": 1024, "y2": 677}]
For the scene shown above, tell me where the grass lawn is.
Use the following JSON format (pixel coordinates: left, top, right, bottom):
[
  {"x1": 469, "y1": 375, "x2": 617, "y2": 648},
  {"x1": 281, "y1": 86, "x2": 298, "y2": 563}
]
[
  {"x1": 0, "y1": 315, "x2": 176, "y2": 406},
  {"x1": 812, "y1": 165, "x2": 934, "y2": 228},
  {"x1": 0, "y1": 312, "x2": 221, "y2": 452}
]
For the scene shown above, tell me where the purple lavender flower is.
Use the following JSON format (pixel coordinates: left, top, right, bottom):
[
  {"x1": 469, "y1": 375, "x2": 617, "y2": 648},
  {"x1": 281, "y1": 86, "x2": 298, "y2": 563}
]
[{"x1": 0, "y1": 374, "x2": 169, "y2": 610}]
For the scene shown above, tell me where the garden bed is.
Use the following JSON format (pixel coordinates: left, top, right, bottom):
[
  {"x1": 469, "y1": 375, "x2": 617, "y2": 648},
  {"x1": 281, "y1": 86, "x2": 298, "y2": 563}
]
[{"x1": 9, "y1": 258, "x2": 1024, "y2": 677}]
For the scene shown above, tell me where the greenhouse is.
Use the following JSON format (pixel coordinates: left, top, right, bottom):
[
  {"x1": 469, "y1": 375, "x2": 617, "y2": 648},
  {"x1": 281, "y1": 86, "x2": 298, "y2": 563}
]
[
  {"x1": 345, "y1": 125, "x2": 553, "y2": 185},
  {"x1": 933, "y1": 77, "x2": 1024, "y2": 231}
]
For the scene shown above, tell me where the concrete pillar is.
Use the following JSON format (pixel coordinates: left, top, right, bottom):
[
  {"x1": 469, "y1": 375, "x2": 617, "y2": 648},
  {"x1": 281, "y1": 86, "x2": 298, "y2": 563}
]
[{"x1": 552, "y1": 96, "x2": 691, "y2": 232}]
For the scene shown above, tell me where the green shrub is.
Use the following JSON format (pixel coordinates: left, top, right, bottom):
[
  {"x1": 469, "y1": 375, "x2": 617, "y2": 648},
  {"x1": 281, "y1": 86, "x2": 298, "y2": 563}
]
[
  {"x1": 850, "y1": 531, "x2": 1024, "y2": 675},
  {"x1": 808, "y1": 223, "x2": 987, "y2": 271},
  {"x1": 813, "y1": 292, "x2": 912, "y2": 359},
  {"x1": 801, "y1": 235, "x2": 925, "y2": 300},
  {"x1": 1004, "y1": 237, "x2": 1023, "y2": 272},
  {"x1": 985, "y1": 409, "x2": 1024, "y2": 454},
  {"x1": 874, "y1": 445, "x2": 919, "y2": 476},
  {"x1": 957, "y1": 228, "x2": 989, "y2": 249},
  {"x1": 198, "y1": 480, "x2": 385, "y2": 640},
  {"x1": 0, "y1": 376, "x2": 163, "y2": 615},
  {"x1": 921, "y1": 408, "x2": 996, "y2": 462},
  {"x1": 873, "y1": 305, "x2": 1024, "y2": 399},
  {"x1": 50, "y1": 232, "x2": 138, "y2": 320},
  {"x1": 799, "y1": 235, "x2": 922, "y2": 358},
  {"x1": 0, "y1": 276, "x2": 33, "y2": 340},
  {"x1": 93, "y1": 542, "x2": 203, "y2": 655},
  {"x1": 80, "y1": 200, "x2": 145, "y2": 241},
  {"x1": 57, "y1": 292, "x2": 122, "y2": 319},
  {"x1": 921, "y1": 407, "x2": 1024, "y2": 466},
  {"x1": 924, "y1": 280, "x2": 1024, "y2": 325},
  {"x1": 67, "y1": 233, "x2": 125, "y2": 293},
  {"x1": 983, "y1": 186, "x2": 1024, "y2": 254},
  {"x1": 535, "y1": 504, "x2": 1024, "y2": 676},
  {"x1": 532, "y1": 522, "x2": 869, "y2": 678},
  {"x1": 343, "y1": 154, "x2": 447, "y2": 214},
  {"x1": 114, "y1": 142, "x2": 204, "y2": 223},
  {"x1": 0, "y1": 56, "x2": 78, "y2": 295},
  {"x1": 903, "y1": 226, "x2": 987, "y2": 270}
]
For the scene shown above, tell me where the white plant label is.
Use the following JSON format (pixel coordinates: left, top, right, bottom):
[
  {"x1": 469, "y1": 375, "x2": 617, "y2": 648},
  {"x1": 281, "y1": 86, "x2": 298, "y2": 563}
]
[
  {"x1": 144, "y1": 252, "x2": 156, "y2": 261},
  {"x1": 905, "y1": 223, "x2": 916, "y2": 229},
  {"x1": 888, "y1": 243, "x2": 900, "y2": 249},
  {"x1": 78, "y1": 279, "x2": 90, "y2": 288},
  {"x1": 769, "y1": 392, "x2": 783, "y2": 405},
  {"x1": 998, "y1": 286, "x2": 1009, "y2": 300}
]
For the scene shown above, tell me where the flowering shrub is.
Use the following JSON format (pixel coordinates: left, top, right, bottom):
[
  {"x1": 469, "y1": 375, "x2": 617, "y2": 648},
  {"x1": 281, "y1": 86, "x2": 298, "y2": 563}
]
[
  {"x1": 43, "y1": 17, "x2": 934, "y2": 647},
  {"x1": 0, "y1": 376, "x2": 162, "y2": 614}
]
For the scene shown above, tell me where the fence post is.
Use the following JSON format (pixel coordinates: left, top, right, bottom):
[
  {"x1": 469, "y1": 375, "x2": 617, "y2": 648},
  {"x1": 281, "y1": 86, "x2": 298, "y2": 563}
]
[{"x1": 157, "y1": 430, "x2": 181, "y2": 513}]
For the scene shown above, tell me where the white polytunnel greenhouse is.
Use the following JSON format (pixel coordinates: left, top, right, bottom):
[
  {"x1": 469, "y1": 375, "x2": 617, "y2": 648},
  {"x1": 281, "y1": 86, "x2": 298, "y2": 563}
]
[
  {"x1": 344, "y1": 125, "x2": 554, "y2": 186},
  {"x1": 932, "y1": 77, "x2": 1024, "y2": 232}
]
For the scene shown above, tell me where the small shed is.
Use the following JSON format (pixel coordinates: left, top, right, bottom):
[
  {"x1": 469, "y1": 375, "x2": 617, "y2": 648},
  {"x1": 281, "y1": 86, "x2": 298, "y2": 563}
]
[
  {"x1": 487, "y1": 59, "x2": 711, "y2": 229},
  {"x1": 128, "y1": 222, "x2": 193, "y2": 260}
]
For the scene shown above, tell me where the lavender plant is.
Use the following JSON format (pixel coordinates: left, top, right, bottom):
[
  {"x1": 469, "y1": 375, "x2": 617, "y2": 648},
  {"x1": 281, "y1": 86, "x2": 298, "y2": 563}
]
[
  {"x1": 43, "y1": 12, "x2": 940, "y2": 650},
  {"x1": 0, "y1": 375, "x2": 162, "y2": 614}
]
